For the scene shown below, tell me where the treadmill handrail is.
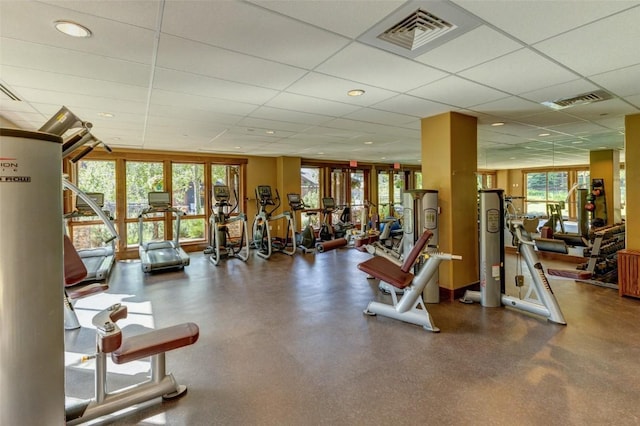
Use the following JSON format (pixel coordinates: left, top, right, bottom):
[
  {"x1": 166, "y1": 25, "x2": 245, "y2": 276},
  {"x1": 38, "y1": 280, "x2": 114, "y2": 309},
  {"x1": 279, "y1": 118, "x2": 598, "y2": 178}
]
[{"x1": 63, "y1": 179, "x2": 118, "y2": 243}]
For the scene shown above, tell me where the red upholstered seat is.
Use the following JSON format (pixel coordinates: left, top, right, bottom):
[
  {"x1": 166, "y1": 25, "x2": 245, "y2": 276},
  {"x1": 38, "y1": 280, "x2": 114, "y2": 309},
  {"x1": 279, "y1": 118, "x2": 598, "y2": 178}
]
[
  {"x1": 111, "y1": 322, "x2": 200, "y2": 364},
  {"x1": 64, "y1": 235, "x2": 88, "y2": 286},
  {"x1": 357, "y1": 230, "x2": 433, "y2": 289}
]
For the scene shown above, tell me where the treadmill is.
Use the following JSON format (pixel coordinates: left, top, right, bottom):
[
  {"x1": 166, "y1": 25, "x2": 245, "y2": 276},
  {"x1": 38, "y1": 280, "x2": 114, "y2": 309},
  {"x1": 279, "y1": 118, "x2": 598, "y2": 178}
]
[
  {"x1": 62, "y1": 179, "x2": 119, "y2": 283},
  {"x1": 68, "y1": 192, "x2": 117, "y2": 282},
  {"x1": 138, "y1": 191, "x2": 190, "y2": 273}
]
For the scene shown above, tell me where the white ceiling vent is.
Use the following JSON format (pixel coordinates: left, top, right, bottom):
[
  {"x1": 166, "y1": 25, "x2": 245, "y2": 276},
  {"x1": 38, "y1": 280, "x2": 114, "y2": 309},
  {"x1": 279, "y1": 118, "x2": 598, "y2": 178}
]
[
  {"x1": 358, "y1": 1, "x2": 481, "y2": 59},
  {"x1": 378, "y1": 9, "x2": 457, "y2": 51},
  {"x1": 542, "y1": 90, "x2": 613, "y2": 110}
]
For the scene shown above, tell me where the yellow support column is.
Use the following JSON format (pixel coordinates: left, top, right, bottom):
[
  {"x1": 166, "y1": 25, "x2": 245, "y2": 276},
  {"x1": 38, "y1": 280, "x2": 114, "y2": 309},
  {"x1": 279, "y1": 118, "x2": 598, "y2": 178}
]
[
  {"x1": 625, "y1": 114, "x2": 640, "y2": 249},
  {"x1": 276, "y1": 156, "x2": 301, "y2": 237},
  {"x1": 589, "y1": 149, "x2": 621, "y2": 225},
  {"x1": 421, "y1": 112, "x2": 479, "y2": 298}
]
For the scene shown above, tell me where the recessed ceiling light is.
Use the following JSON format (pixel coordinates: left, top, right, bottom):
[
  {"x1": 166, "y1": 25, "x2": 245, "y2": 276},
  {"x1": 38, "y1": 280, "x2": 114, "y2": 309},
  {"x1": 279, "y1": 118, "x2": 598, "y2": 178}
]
[
  {"x1": 381, "y1": 157, "x2": 386, "y2": 160},
  {"x1": 54, "y1": 20, "x2": 92, "y2": 38},
  {"x1": 509, "y1": 157, "x2": 516, "y2": 160},
  {"x1": 538, "y1": 133, "x2": 551, "y2": 137},
  {"x1": 111, "y1": 137, "x2": 121, "y2": 141},
  {"x1": 364, "y1": 141, "x2": 373, "y2": 145},
  {"x1": 98, "y1": 112, "x2": 113, "y2": 118},
  {"x1": 318, "y1": 152, "x2": 324, "y2": 155},
  {"x1": 347, "y1": 89, "x2": 365, "y2": 97},
  {"x1": 491, "y1": 122, "x2": 505, "y2": 126},
  {"x1": 265, "y1": 130, "x2": 275, "y2": 135},
  {"x1": 599, "y1": 146, "x2": 607, "y2": 149},
  {"x1": 572, "y1": 141, "x2": 583, "y2": 144},
  {"x1": 234, "y1": 146, "x2": 241, "y2": 149}
]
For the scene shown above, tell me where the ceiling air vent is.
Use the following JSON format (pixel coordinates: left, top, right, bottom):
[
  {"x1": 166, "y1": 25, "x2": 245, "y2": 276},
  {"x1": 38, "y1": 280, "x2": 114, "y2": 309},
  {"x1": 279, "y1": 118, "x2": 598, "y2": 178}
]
[
  {"x1": 378, "y1": 9, "x2": 457, "y2": 51},
  {"x1": 542, "y1": 90, "x2": 613, "y2": 110},
  {"x1": 358, "y1": 1, "x2": 481, "y2": 59}
]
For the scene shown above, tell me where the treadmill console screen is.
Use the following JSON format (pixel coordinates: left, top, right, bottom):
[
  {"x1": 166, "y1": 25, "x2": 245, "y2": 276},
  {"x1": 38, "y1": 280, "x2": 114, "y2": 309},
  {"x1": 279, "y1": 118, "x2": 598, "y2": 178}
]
[
  {"x1": 76, "y1": 192, "x2": 104, "y2": 209},
  {"x1": 213, "y1": 185, "x2": 230, "y2": 202},
  {"x1": 148, "y1": 191, "x2": 171, "y2": 208},
  {"x1": 322, "y1": 197, "x2": 335, "y2": 209},
  {"x1": 257, "y1": 185, "x2": 273, "y2": 201}
]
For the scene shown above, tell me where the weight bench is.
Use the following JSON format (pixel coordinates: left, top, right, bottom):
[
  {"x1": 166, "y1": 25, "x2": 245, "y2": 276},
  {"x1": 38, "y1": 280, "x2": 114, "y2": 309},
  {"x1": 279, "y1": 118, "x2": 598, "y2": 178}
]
[
  {"x1": 358, "y1": 230, "x2": 461, "y2": 332},
  {"x1": 63, "y1": 238, "x2": 200, "y2": 425}
]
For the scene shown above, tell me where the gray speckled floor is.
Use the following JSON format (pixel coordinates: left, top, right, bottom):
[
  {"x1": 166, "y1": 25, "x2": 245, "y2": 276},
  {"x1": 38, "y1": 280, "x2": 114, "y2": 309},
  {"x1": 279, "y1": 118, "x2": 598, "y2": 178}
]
[{"x1": 65, "y1": 247, "x2": 640, "y2": 425}]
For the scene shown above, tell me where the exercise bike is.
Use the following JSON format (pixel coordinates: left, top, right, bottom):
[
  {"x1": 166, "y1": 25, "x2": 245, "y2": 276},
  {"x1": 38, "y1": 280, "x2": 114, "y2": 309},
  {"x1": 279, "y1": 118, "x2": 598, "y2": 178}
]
[
  {"x1": 251, "y1": 185, "x2": 296, "y2": 259},
  {"x1": 206, "y1": 184, "x2": 250, "y2": 265},
  {"x1": 287, "y1": 193, "x2": 318, "y2": 253}
]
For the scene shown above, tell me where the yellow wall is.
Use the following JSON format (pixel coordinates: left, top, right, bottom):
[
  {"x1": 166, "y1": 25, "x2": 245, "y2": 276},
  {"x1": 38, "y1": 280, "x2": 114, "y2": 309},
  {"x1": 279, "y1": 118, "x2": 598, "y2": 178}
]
[
  {"x1": 626, "y1": 114, "x2": 640, "y2": 249},
  {"x1": 589, "y1": 149, "x2": 621, "y2": 225},
  {"x1": 245, "y1": 156, "x2": 278, "y2": 224},
  {"x1": 422, "y1": 111, "x2": 479, "y2": 291},
  {"x1": 276, "y1": 156, "x2": 301, "y2": 236}
]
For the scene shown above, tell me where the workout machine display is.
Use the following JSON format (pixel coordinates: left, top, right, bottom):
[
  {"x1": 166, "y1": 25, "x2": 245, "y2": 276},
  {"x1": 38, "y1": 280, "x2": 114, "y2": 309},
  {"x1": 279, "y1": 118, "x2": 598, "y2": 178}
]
[
  {"x1": 65, "y1": 191, "x2": 117, "y2": 282},
  {"x1": 252, "y1": 185, "x2": 296, "y2": 259},
  {"x1": 287, "y1": 193, "x2": 317, "y2": 253},
  {"x1": 359, "y1": 230, "x2": 461, "y2": 332},
  {"x1": 460, "y1": 189, "x2": 566, "y2": 325},
  {"x1": 207, "y1": 184, "x2": 249, "y2": 265},
  {"x1": 63, "y1": 241, "x2": 199, "y2": 425},
  {"x1": 138, "y1": 192, "x2": 190, "y2": 272}
]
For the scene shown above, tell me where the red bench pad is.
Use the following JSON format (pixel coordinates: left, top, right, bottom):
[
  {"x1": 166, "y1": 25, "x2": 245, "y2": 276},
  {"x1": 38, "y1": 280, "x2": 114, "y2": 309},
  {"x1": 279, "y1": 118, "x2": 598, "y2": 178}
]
[
  {"x1": 358, "y1": 256, "x2": 414, "y2": 289},
  {"x1": 548, "y1": 268, "x2": 593, "y2": 280},
  {"x1": 64, "y1": 235, "x2": 88, "y2": 286},
  {"x1": 67, "y1": 283, "x2": 109, "y2": 300},
  {"x1": 112, "y1": 322, "x2": 200, "y2": 364}
]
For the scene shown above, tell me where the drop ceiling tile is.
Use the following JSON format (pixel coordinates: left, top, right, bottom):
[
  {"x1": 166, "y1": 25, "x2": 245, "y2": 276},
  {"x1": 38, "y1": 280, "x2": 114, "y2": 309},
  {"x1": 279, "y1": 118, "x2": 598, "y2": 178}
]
[
  {"x1": 534, "y1": 6, "x2": 640, "y2": 76},
  {"x1": 316, "y1": 42, "x2": 448, "y2": 92},
  {"x1": 285, "y1": 72, "x2": 397, "y2": 106},
  {"x1": 1, "y1": 66, "x2": 148, "y2": 103},
  {"x1": 0, "y1": 1, "x2": 157, "y2": 63},
  {"x1": 452, "y1": 0, "x2": 634, "y2": 44},
  {"x1": 161, "y1": 1, "x2": 349, "y2": 69},
  {"x1": 150, "y1": 90, "x2": 256, "y2": 116},
  {"x1": 38, "y1": 0, "x2": 160, "y2": 29},
  {"x1": 0, "y1": 38, "x2": 151, "y2": 86},
  {"x1": 345, "y1": 108, "x2": 418, "y2": 126},
  {"x1": 470, "y1": 96, "x2": 548, "y2": 118},
  {"x1": 236, "y1": 117, "x2": 312, "y2": 134},
  {"x1": 516, "y1": 111, "x2": 585, "y2": 128},
  {"x1": 249, "y1": 106, "x2": 335, "y2": 126},
  {"x1": 148, "y1": 104, "x2": 241, "y2": 127},
  {"x1": 372, "y1": 94, "x2": 452, "y2": 118},
  {"x1": 156, "y1": 35, "x2": 307, "y2": 91},
  {"x1": 590, "y1": 63, "x2": 640, "y2": 97},
  {"x1": 459, "y1": 48, "x2": 578, "y2": 95},
  {"x1": 265, "y1": 92, "x2": 361, "y2": 117},
  {"x1": 409, "y1": 76, "x2": 509, "y2": 108},
  {"x1": 153, "y1": 69, "x2": 278, "y2": 105},
  {"x1": 14, "y1": 87, "x2": 147, "y2": 115},
  {"x1": 246, "y1": 0, "x2": 404, "y2": 39},
  {"x1": 415, "y1": 25, "x2": 523, "y2": 72}
]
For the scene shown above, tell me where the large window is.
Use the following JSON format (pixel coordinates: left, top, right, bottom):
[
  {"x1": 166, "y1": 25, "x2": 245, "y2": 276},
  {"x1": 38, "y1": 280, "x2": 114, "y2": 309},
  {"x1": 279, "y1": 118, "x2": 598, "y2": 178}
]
[
  {"x1": 330, "y1": 168, "x2": 369, "y2": 227},
  {"x1": 71, "y1": 160, "x2": 116, "y2": 249},
  {"x1": 377, "y1": 170, "x2": 406, "y2": 218},
  {"x1": 173, "y1": 163, "x2": 205, "y2": 241},
  {"x1": 525, "y1": 171, "x2": 568, "y2": 217},
  {"x1": 126, "y1": 161, "x2": 164, "y2": 245},
  {"x1": 301, "y1": 167, "x2": 320, "y2": 228}
]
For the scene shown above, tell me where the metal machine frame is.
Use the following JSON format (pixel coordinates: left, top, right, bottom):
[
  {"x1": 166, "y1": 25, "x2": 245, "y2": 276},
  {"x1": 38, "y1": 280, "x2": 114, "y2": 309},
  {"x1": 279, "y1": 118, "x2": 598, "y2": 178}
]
[{"x1": 252, "y1": 185, "x2": 296, "y2": 259}]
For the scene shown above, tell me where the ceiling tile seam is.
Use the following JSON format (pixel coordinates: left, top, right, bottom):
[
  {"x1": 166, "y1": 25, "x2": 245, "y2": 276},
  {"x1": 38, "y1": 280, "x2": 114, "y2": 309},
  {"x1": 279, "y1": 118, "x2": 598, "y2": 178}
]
[{"x1": 141, "y1": 0, "x2": 166, "y2": 149}]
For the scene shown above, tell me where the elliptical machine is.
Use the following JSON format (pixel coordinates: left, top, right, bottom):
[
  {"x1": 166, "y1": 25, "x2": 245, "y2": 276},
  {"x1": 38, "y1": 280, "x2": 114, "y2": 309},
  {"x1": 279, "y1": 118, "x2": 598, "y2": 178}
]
[
  {"x1": 287, "y1": 193, "x2": 317, "y2": 253},
  {"x1": 318, "y1": 197, "x2": 336, "y2": 241},
  {"x1": 206, "y1": 184, "x2": 249, "y2": 265},
  {"x1": 252, "y1": 185, "x2": 296, "y2": 259}
]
